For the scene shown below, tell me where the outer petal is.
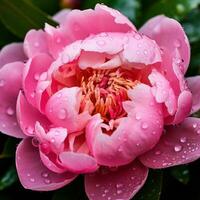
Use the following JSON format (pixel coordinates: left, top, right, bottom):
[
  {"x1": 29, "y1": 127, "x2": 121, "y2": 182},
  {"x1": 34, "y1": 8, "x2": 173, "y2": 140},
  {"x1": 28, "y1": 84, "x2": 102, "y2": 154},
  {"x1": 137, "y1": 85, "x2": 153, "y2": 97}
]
[
  {"x1": 24, "y1": 30, "x2": 49, "y2": 58},
  {"x1": 16, "y1": 138, "x2": 76, "y2": 191},
  {"x1": 59, "y1": 152, "x2": 98, "y2": 173},
  {"x1": 17, "y1": 91, "x2": 50, "y2": 136},
  {"x1": 0, "y1": 43, "x2": 26, "y2": 68},
  {"x1": 140, "y1": 117, "x2": 200, "y2": 168},
  {"x1": 23, "y1": 53, "x2": 53, "y2": 107},
  {"x1": 53, "y1": 9, "x2": 70, "y2": 24},
  {"x1": 86, "y1": 84, "x2": 163, "y2": 166},
  {"x1": 85, "y1": 160, "x2": 148, "y2": 200},
  {"x1": 45, "y1": 87, "x2": 91, "y2": 133},
  {"x1": 139, "y1": 15, "x2": 190, "y2": 74},
  {"x1": 45, "y1": 4, "x2": 136, "y2": 58},
  {"x1": 0, "y1": 62, "x2": 25, "y2": 138},
  {"x1": 187, "y1": 76, "x2": 200, "y2": 114}
]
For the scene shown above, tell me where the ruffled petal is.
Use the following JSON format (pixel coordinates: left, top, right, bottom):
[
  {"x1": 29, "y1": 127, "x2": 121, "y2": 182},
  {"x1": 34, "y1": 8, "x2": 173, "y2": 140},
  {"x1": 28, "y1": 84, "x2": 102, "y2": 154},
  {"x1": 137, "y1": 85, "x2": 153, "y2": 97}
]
[
  {"x1": 16, "y1": 138, "x2": 76, "y2": 191},
  {"x1": 16, "y1": 91, "x2": 50, "y2": 136},
  {"x1": 85, "y1": 160, "x2": 148, "y2": 200},
  {"x1": 140, "y1": 117, "x2": 200, "y2": 168},
  {"x1": 86, "y1": 84, "x2": 163, "y2": 167},
  {"x1": 187, "y1": 76, "x2": 200, "y2": 114},
  {"x1": 0, "y1": 62, "x2": 25, "y2": 138},
  {"x1": 53, "y1": 9, "x2": 70, "y2": 24},
  {"x1": 23, "y1": 53, "x2": 53, "y2": 107},
  {"x1": 0, "y1": 43, "x2": 26, "y2": 68},
  {"x1": 45, "y1": 87, "x2": 91, "y2": 133},
  {"x1": 24, "y1": 30, "x2": 49, "y2": 58}
]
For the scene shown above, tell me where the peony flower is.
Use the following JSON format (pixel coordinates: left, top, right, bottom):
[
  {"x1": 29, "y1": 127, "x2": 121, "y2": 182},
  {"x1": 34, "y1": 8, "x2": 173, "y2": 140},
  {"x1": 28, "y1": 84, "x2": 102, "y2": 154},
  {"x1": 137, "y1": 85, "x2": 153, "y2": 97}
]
[{"x1": 1, "y1": 4, "x2": 200, "y2": 200}]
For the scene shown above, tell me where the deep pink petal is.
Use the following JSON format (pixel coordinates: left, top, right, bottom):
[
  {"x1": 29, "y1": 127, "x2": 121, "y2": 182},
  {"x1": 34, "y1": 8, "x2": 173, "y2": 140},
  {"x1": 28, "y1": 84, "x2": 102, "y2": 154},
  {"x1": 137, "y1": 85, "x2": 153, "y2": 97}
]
[
  {"x1": 16, "y1": 138, "x2": 76, "y2": 191},
  {"x1": 0, "y1": 62, "x2": 25, "y2": 138},
  {"x1": 140, "y1": 117, "x2": 200, "y2": 168},
  {"x1": 16, "y1": 91, "x2": 50, "y2": 136},
  {"x1": 0, "y1": 43, "x2": 26, "y2": 68},
  {"x1": 139, "y1": 15, "x2": 190, "y2": 74},
  {"x1": 23, "y1": 53, "x2": 53, "y2": 107},
  {"x1": 45, "y1": 87, "x2": 91, "y2": 133},
  {"x1": 85, "y1": 160, "x2": 148, "y2": 200},
  {"x1": 59, "y1": 152, "x2": 98, "y2": 173},
  {"x1": 86, "y1": 84, "x2": 163, "y2": 167},
  {"x1": 24, "y1": 30, "x2": 49, "y2": 58},
  {"x1": 187, "y1": 76, "x2": 200, "y2": 114}
]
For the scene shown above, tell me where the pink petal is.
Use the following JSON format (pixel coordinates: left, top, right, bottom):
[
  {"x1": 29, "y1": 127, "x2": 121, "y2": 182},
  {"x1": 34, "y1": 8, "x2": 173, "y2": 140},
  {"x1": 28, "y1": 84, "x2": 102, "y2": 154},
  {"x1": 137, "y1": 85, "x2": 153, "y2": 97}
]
[
  {"x1": 0, "y1": 62, "x2": 25, "y2": 138},
  {"x1": 16, "y1": 138, "x2": 76, "y2": 191},
  {"x1": 0, "y1": 43, "x2": 27, "y2": 68},
  {"x1": 45, "y1": 4, "x2": 136, "y2": 58},
  {"x1": 59, "y1": 152, "x2": 98, "y2": 173},
  {"x1": 23, "y1": 53, "x2": 53, "y2": 107},
  {"x1": 139, "y1": 15, "x2": 190, "y2": 74},
  {"x1": 53, "y1": 9, "x2": 70, "y2": 24},
  {"x1": 187, "y1": 76, "x2": 200, "y2": 114},
  {"x1": 85, "y1": 160, "x2": 148, "y2": 200},
  {"x1": 140, "y1": 117, "x2": 200, "y2": 168},
  {"x1": 86, "y1": 84, "x2": 163, "y2": 167},
  {"x1": 16, "y1": 91, "x2": 50, "y2": 136},
  {"x1": 24, "y1": 30, "x2": 49, "y2": 58},
  {"x1": 45, "y1": 87, "x2": 91, "y2": 133}
]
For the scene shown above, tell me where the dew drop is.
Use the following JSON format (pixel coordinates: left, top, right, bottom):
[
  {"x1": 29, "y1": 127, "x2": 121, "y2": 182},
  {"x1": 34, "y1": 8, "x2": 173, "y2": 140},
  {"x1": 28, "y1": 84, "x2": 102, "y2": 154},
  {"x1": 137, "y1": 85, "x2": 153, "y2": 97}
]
[
  {"x1": 58, "y1": 108, "x2": 67, "y2": 119},
  {"x1": 174, "y1": 39, "x2": 181, "y2": 48},
  {"x1": 117, "y1": 190, "x2": 122, "y2": 194},
  {"x1": 100, "y1": 32, "x2": 108, "y2": 37},
  {"x1": 144, "y1": 50, "x2": 148, "y2": 55},
  {"x1": 180, "y1": 137, "x2": 187, "y2": 143},
  {"x1": 104, "y1": 189, "x2": 109, "y2": 193},
  {"x1": 197, "y1": 129, "x2": 200, "y2": 135},
  {"x1": 95, "y1": 184, "x2": 100, "y2": 188},
  {"x1": 34, "y1": 42, "x2": 39, "y2": 47},
  {"x1": 6, "y1": 107, "x2": 14, "y2": 116},
  {"x1": 32, "y1": 137, "x2": 39, "y2": 147},
  {"x1": 134, "y1": 34, "x2": 141, "y2": 40},
  {"x1": 41, "y1": 172, "x2": 49, "y2": 178},
  {"x1": 174, "y1": 145, "x2": 182, "y2": 152},
  {"x1": 116, "y1": 183, "x2": 123, "y2": 188},
  {"x1": 97, "y1": 40, "x2": 105, "y2": 46},
  {"x1": 135, "y1": 113, "x2": 141, "y2": 120},
  {"x1": 44, "y1": 178, "x2": 51, "y2": 184},
  {"x1": 155, "y1": 151, "x2": 161, "y2": 155},
  {"x1": 50, "y1": 137, "x2": 55, "y2": 143},
  {"x1": 27, "y1": 126, "x2": 34, "y2": 135},
  {"x1": 193, "y1": 123, "x2": 197, "y2": 129},
  {"x1": 2, "y1": 123, "x2": 6, "y2": 128},
  {"x1": 27, "y1": 173, "x2": 31, "y2": 177},
  {"x1": 30, "y1": 178, "x2": 35, "y2": 182},
  {"x1": 141, "y1": 122, "x2": 148, "y2": 129},
  {"x1": 0, "y1": 79, "x2": 5, "y2": 87}
]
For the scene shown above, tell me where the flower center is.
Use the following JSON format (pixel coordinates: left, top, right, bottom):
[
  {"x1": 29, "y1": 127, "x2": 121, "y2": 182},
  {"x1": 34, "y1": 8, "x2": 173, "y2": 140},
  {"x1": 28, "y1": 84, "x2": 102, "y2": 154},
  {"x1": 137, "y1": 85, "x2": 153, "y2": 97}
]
[{"x1": 79, "y1": 68, "x2": 138, "y2": 121}]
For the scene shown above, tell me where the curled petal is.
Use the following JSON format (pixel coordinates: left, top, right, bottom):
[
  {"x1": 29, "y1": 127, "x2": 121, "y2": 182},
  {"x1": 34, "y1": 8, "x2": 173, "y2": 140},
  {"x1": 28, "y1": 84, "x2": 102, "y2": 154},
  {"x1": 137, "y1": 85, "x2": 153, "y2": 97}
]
[
  {"x1": 140, "y1": 117, "x2": 200, "y2": 168},
  {"x1": 187, "y1": 76, "x2": 200, "y2": 114},
  {"x1": 0, "y1": 62, "x2": 25, "y2": 138},
  {"x1": 45, "y1": 87, "x2": 91, "y2": 133},
  {"x1": 0, "y1": 43, "x2": 26, "y2": 68},
  {"x1": 16, "y1": 138, "x2": 76, "y2": 191},
  {"x1": 85, "y1": 160, "x2": 148, "y2": 200},
  {"x1": 53, "y1": 9, "x2": 70, "y2": 24}
]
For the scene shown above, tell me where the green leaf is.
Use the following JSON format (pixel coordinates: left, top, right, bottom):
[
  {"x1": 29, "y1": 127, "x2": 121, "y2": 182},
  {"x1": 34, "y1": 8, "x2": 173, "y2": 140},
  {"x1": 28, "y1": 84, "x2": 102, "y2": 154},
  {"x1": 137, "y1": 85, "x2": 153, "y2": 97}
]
[
  {"x1": 142, "y1": 0, "x2": 200, "y2": 22},
  {"x1": 0, "y1": 138, "x2": 19, "y2": 159},
  {"x1": 113, "y1": 0, "x2": 141, "y2": 24},
  {"x1": 0, "y1": 166, "x2": 18, "y2": 190},
  {"x1": 134, "y1": 170, "x2": 163, "y2": 200},
  {"x1": 0, "y1": 0, "x2": 58, "y2": 39},
  {"x1": 170, "y1": 165, "x2": 190, "y2": 185}
]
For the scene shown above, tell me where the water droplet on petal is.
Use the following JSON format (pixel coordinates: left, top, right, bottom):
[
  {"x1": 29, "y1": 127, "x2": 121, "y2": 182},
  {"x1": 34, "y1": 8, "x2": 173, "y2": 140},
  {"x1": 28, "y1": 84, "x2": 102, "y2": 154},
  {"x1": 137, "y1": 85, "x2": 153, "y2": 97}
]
[
  {"x1": 32, "y1": 137, "x2": 39, "y2": 147},
  {"x1": 193, "y1": 123, "x2": 197, "y2": 129},
  {"x1": 104, "y1": 189, "x2": 109, "y2": 193},
  {"x1": 34, "y1": 42, "x2": 39, "y2": 47},
  {"x1": 135, "y1": 113, "x2": 141, "y2": 120},
  {"x1": 174, "y1": 39, "x2": 181, "y2": 48},
  {"x1": 2, "y1": 123, "x2": 6, "y2": 128},
  {"x1": 116, "y1": 183, "x2": 123, "y2": 188},
  {"x1": 95, "y1": 184, "x2": 100, "y2": 187},
  {"x1": 50, "y1": 137, "x2": 55, "y2": 143},
  {"x1": 41, "y1": 172, "x2": 49, "y2": 178},
  {"x1": 141, "y1": 122, "x2": 148, "y2": 129},
  {"x1": 174, "y1": 145, "x2": 182, "y2": 152},
  {"x1": 144, "y1": 50, "x2": 148, "y2": 55},
  {"x1": 44, "y1": 178, "x2": 51, "y2": 184},
  {"x1": 117, "y1": 190, "x2": 122, "y2": 194},
  {"x1": 27, "y1": 173, "x2": 31, "y2": 177},
  {"x1": 41, "y1": 143, "x2": 50, "y2": 154},
  {"x1": 30, "y1": 178, "x2": 35, "y2": 182},
  {"x1": 155, "y1": 151, "x2": 161, "y2": 155},
  {"x1": 100, "y1": 32, "x2": 108, "y2": 37},
  {"x1": 6, "y1": 107, "x2": 14, "y2": 116},
  {"x1": 97, "y1": 40, "x2": 105, "y2": 46},
  {"x1": 0, "y1": 79, "x2": 5, "y2": 87},
  {"x1": 197, "y1": 129, "x2": 200, "y2": 135},
  {"x1": 58, "y1": 108, "x2": 67, "y2": 119},
  {"x1": 27, "y1": 126, "x2": 34, "y2": 135},
  {"x1": 180, "y1": 137, "x2": 187, "y2": 143},
  {"x1": 134, "y1": 34, "x2": 141, "y2": 40}
]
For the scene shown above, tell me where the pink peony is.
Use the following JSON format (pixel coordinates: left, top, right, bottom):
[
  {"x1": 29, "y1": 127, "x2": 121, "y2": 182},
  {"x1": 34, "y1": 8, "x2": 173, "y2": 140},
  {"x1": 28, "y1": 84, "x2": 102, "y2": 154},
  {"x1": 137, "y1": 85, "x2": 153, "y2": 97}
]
[{"x1": 1, "y1": 4, "x2": 200, "y2": 200}]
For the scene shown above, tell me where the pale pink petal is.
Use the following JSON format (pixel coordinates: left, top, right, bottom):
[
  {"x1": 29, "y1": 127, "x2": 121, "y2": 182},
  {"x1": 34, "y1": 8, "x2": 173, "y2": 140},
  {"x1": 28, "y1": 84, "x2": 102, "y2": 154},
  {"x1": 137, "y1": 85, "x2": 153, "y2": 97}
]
[
  {"x1": 187, "y1": 76, "x2": 200, "y2": 114},
  {"x1": 24, "y1": 30, "x2": 49, "y2": 58},
  {"x1": 16, "y1": 138, "x2": 76, "y2": 191},
  {"x1": 16, "y1": 91, "x2": 50, "y2": 136},
  {"x1": 53, "y1": 9, "x2": 70, "y2": 24},
  {"x1": 86, "y1": 84, "x2": 163, "y2": 167},
  {"x1": 45, "y1": 87, "x2": 91, "y2": 133},
  {"x1": 0, "y1": 43, "x2": 26, "y2": 68},
  {"x1": 149, "y1": 69, "x2": 177, "y2": 115},
  {"x1": 139, "y1": 15, "x2": 190, "y2": 74},
  {"x1": 85, "y1": 160, "x2": 148, "y2": 200},
  {"x1": 140, "y1": 117, "x2": 200, "y2": 168},
  {"x1": 23, "y1": 53, "x2": 53, "y2": 107},
  {"x1": 59, "y1": 152, "x2": 98, "y2": 173},
  {"x1": 0, "y1": 62, "x2": 25, "y2": 138}
]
